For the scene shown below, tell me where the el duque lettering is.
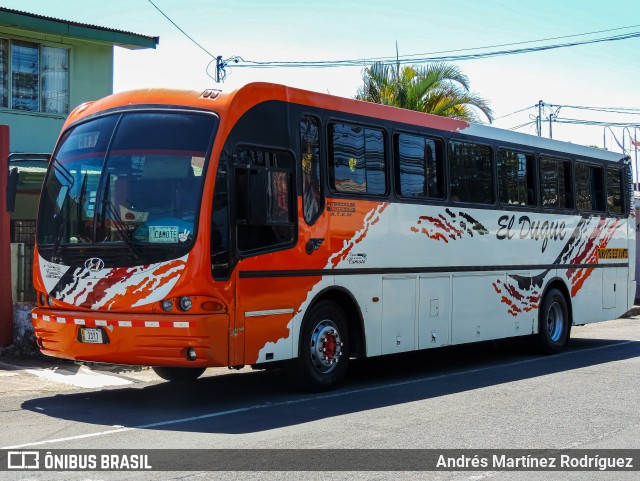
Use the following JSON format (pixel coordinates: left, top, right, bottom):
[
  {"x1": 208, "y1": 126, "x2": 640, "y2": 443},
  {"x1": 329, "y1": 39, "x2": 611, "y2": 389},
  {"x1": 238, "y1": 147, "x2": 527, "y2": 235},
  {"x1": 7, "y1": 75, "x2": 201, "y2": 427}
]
[{"x1": 497, "y1": 214, "x2": 566, "y2": 253}]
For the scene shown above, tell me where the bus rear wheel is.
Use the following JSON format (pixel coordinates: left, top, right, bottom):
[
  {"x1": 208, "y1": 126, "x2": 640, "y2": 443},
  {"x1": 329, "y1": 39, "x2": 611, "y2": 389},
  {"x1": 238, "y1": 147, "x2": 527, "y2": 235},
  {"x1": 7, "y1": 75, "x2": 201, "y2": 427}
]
[
  {"x1": 536, "y1": 288, "x2": 570, "y2": 354},
  {"x1": 288, "y1": 301, "x2": 350, "y2": 392},
  {"x1": 152, "y1": 366, "x2": 206, "y2": 382}
]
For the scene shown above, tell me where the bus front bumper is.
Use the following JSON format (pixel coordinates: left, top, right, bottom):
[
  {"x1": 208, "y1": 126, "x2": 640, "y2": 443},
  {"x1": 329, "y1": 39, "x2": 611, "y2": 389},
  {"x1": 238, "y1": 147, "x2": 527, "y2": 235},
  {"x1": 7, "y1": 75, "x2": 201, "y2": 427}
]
[{"x1": 31, "y1": 308, "x2": 230, "y2": 368}]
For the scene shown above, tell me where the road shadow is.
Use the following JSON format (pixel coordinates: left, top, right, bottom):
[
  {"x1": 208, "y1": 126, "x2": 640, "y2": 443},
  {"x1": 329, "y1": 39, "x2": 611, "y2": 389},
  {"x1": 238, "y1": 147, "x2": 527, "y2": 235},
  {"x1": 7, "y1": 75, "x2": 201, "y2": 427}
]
[{"x1": 20, "y1": 336, "x2": 640, "y2": 434}]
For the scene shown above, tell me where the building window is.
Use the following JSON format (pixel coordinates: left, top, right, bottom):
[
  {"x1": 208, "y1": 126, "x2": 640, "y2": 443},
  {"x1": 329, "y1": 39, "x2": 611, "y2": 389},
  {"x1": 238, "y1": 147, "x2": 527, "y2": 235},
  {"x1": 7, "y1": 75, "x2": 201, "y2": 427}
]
[
  {"x1": 0, "y1": 38, "x2": 69, "y2": 114},
  {"x1": 0, "y1": 39, "x2": 8, "y2": 107},
  {"x1": 41, "y1": 46, "x2": 69, "y2": 114}
]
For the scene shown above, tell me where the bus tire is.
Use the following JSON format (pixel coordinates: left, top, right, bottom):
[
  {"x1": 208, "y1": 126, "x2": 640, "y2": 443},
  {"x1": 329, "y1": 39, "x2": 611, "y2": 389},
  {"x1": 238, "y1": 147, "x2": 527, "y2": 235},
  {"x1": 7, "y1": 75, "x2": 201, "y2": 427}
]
[
  {"x1": 152, "y1": 366, "x2": 206, "y2": 382},
  {"x1": 288, "y1": 301, "x2": 350, "y2": 392},
  {"x1": 536, "y1": 288, "x2": 570, "y2": 354}
]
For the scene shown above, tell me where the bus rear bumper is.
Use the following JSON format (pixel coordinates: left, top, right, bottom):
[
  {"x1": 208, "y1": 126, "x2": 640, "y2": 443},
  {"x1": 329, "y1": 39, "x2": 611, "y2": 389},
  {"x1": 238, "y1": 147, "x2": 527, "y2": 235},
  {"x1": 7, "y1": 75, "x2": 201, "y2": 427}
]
[{"x1": 31, "y1": 308, "x2": 230, "y2": 368}]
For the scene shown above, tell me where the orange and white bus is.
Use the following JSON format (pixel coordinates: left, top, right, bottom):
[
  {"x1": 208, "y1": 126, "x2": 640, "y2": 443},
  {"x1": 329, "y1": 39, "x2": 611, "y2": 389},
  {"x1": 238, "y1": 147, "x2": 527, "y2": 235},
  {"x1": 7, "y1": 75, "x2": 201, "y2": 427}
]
[{"x1": 31, "y1": 83, "x2": 634, "y2": 391}]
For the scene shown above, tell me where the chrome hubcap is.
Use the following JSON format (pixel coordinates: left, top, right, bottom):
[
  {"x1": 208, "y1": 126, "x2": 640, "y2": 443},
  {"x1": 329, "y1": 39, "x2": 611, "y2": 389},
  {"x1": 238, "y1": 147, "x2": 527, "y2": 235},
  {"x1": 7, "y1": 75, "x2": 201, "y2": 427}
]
[
  {"x1": 546, "y1": 301, "x2": 564, "y2": 342},
  {"x1": 310, "y1": 320, "x2": 343, "y2": 374}
]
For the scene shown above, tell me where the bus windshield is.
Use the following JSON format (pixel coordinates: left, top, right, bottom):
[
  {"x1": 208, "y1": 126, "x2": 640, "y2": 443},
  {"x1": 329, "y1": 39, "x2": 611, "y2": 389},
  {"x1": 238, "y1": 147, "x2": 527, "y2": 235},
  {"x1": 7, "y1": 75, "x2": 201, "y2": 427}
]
[{"x1": 37, "y1": 111, "x2": 217, "y2": 266}]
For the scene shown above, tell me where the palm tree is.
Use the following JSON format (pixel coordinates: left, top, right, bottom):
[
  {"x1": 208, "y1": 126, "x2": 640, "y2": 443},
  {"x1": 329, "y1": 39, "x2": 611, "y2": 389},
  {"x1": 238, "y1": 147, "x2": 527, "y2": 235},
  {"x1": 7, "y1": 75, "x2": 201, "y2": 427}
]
[{"x1": 356, "y1": 61, "x2": 493, "y2": 124}]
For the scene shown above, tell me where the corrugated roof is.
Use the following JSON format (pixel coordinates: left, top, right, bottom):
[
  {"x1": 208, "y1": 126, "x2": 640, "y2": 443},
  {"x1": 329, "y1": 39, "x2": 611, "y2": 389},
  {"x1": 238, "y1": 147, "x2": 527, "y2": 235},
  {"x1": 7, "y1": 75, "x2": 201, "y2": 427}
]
[{"x1": 0, "y1": 7, "x2": 159, "y2": 50}]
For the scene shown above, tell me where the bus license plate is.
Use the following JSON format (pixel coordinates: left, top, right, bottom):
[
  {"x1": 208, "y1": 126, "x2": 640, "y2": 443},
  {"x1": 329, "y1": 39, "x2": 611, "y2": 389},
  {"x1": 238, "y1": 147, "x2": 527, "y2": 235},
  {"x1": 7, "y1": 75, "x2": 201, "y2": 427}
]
[{"x1": 79, "y1": 327, "x2": 105, "y2": 344}]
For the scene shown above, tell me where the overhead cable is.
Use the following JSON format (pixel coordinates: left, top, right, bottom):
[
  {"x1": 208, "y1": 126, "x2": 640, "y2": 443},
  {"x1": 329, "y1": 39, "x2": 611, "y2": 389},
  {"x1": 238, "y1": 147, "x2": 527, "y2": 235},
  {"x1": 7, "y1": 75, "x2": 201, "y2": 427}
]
[{"x1": 233, "y1": 30, "x2": 640, "y2": 68}]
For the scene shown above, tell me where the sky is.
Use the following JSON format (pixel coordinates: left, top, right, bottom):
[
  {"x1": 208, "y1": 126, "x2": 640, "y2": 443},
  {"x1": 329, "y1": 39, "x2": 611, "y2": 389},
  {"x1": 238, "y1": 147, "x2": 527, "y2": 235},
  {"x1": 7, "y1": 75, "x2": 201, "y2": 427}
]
[{"x1": 2, "y1": 0, "x2": 639, "y2": 170}]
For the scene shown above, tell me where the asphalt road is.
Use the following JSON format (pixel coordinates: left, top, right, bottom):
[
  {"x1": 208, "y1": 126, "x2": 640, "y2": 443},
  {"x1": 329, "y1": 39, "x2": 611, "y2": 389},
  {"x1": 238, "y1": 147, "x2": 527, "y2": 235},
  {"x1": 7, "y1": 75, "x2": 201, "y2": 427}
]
[{"x1": 1, "y1": 316, "x2": 639, "y2": 480}]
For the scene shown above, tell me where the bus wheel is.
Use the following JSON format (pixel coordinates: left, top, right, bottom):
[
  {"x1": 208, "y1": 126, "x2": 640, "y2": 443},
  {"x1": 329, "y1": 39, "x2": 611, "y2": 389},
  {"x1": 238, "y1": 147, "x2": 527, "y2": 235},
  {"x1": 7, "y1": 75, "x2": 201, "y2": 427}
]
[
  {"x1": 536, "y1": 288, "x2": 570, "y2": 354},
  {"x1": 152, "y1": 366, "x2": 206, "y2": 382},
  {"x1": 289, "y1": 301, "x2": 350, "y2": 392}
]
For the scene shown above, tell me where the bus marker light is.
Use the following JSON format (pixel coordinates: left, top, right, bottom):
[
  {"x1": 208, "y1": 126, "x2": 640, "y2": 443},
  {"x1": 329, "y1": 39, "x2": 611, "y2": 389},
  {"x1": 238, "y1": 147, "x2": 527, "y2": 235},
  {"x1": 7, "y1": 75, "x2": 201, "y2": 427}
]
[{"x1": 201, "y1": 301, "x2": 224, "y2": 312}]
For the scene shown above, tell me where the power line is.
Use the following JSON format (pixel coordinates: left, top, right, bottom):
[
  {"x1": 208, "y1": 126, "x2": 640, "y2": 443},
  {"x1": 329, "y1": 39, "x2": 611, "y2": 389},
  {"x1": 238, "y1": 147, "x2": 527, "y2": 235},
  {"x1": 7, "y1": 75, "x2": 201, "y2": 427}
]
[
  {"x1": 233, "y1": 29, "x2": 640, "y2": 68},
  {"x1": 147, "y1": 0, "x2": 215, "y2": 59},
  {"x1": 375, "y1": 23, "x2": 640, "y2": 61},
  {"x1": 146, "y1": 1, "x2": 241, "y2": 82},
  {"x1": 494, "y1": 105, "x2": 536, "y2": 120},
  {"x1": 554, "y1": 117, "x2": 640, "y2": 127},
  {"x1": 508, "y1": 120, "x2": 537, "y2": 131},
  {"x1": 545, "y1": 104, "x2": 640, "y2": 115}
]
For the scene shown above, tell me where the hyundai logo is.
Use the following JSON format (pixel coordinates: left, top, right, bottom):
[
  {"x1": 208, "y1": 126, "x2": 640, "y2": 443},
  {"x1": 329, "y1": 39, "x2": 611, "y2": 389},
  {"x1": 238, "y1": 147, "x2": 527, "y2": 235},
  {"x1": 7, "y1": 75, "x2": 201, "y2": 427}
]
[{"x1": 84, "y1": 257, "x2": 105, "y2": 272}]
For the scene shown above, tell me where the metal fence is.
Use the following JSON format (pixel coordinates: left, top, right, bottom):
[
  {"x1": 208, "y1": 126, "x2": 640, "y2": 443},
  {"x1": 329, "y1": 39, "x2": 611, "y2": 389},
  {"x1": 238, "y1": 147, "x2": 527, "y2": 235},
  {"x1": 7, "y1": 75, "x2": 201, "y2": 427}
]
[{"x1": 10, "y1": 220, "x2": 36, "y2": 302}]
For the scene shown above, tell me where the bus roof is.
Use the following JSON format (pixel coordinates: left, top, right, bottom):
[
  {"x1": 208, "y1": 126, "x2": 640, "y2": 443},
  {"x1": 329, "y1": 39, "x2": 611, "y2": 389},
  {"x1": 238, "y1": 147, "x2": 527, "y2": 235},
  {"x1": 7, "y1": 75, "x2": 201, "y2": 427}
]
[{"x1": 66, "y1": 82, "x2": 626, "y2": 164}]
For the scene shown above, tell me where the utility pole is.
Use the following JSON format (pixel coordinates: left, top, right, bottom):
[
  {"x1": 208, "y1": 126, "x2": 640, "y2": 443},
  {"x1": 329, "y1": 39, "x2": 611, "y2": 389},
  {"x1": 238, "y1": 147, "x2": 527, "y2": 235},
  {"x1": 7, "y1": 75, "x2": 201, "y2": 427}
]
[
  {"x1": 548, "y1": 114, "x2": 553, "y2": 139},
  {"x1": 215, "y1": 56, "x2": 222, "y2": 83},
  {"x1": 537, "y1": 100, "x2": 543, "y2": 137}
]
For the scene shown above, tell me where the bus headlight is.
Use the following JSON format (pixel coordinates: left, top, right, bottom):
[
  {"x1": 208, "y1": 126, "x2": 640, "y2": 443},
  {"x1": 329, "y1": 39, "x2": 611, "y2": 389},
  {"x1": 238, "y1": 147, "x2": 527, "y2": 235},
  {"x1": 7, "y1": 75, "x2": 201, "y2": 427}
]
[
  {"x1": 161, "y1": 299, "x2": 173, "y2": 312},
  {"x1": 39, "y1": 293, "x2": 46, "y2": 306},
  {"x1": 179, "y1": 296, "x2": 193, "y2": 312},
  {"x1": 47, "y1": 296, "x2": 54, "y2": 307}
]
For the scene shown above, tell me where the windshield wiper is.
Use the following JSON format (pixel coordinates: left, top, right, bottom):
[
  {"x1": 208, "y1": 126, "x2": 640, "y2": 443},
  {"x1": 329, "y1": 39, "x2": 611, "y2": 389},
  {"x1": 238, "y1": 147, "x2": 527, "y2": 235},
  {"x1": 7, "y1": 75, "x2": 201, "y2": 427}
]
[
  {"x1": 52, "y1": 156, "x2": 74, "y2": 187},
  {"x1": 103, "y1": 200, "x2": 141, "y2": 260},
  {"x1": 98, "y1": 173, "x2": 140, "y2": 260}
]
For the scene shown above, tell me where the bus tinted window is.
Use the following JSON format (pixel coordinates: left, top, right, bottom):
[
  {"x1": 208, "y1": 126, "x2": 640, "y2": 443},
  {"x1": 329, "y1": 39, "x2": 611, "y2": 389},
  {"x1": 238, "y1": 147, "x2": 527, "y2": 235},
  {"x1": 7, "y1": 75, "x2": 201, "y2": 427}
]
[
  {"x1": 497, "y1": 149, "x2": 535, "y2": 206},
  {"x1": 449, "y1": 141, "x2": 493, "y2": 204},
  {"x1": 396, "y1": 133, "x2": 444, "y2": 199},
  {"x1": 575, "y1": 163, "x2": 604, "y2": 212},
  {"x1": 540, "y1": 157, "x2": 572, "y2": 209},
  {"x1": 607, "y1": 167, "x2": 624, "y2": 214},
  {"x1": 300, "y1": 116, "x2": 322, "y2": 223},
  {"x1": 234, "y1": 148, "x2": 295, "y2": 252},
  {"x1": 330, "y1": 123, "x2": 386, "y2": 195}
]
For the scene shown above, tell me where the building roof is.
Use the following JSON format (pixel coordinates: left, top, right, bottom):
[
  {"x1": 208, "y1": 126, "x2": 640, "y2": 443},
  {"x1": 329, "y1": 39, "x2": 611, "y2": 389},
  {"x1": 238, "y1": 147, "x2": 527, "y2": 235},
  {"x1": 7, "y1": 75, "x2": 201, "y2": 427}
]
[{"x1": 0, "y1": 7, "x2": 158, "y2": 50}]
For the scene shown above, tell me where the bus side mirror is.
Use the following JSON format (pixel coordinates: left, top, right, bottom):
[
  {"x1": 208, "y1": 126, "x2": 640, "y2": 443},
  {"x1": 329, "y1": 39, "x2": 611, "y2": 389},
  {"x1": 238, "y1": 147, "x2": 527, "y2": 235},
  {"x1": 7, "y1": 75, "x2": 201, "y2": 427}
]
[
  {"x1": 248, "y1": 170, "x2": 268, "y2": 225},
  {"x1": 6, "y1": 167, "x2": 18, "y2": 213}
]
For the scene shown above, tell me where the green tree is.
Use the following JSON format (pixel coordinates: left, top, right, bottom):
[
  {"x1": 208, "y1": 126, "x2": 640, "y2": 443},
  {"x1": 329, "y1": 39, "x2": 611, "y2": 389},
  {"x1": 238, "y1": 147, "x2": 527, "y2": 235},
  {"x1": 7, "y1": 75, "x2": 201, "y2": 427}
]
[{"x1": 356, "y1": 61, "x2": 493, "y2": 124}]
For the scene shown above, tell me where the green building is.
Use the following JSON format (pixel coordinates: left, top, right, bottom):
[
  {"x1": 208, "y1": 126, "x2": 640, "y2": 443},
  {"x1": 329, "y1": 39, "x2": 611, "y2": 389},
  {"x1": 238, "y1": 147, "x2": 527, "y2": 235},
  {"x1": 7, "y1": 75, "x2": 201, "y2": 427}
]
[
  {"x1": 0, "y1": 6, "x2": 158, "y2": 153},
  {"x1": 0, "y1": 7, "x2": 158, "y2": 301}
]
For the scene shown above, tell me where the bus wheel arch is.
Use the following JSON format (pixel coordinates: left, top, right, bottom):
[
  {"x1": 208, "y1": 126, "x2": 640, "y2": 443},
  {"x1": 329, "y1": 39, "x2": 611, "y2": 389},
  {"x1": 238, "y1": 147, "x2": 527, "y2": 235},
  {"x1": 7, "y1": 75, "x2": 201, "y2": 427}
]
[
  {"x1": 287, "y1": 287, "x2": 366, "y2": 391},
  {"x1": 536, "y1": 278, "x2": 572, "y2": 354},
  {"x1": 307, "y1": 286, "x2": 366, "y2": 359}
]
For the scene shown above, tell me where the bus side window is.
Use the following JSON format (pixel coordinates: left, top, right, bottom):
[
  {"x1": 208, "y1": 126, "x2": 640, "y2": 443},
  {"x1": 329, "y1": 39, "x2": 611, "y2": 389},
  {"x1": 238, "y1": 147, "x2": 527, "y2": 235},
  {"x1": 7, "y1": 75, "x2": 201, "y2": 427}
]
[
  {"x1": 329, "y1": 122, "x2": 386, "y2": 196},
  {"x1": 300, "y1": 116, "x2": 323, "y2": 224},
  {"x1": 396, "y1": 133, "x2": 445, "y2": 200},
  {"x1": 234, "y1": 148, "x2": 295, "y2": 253},
  {"x1": 540, "y1": 156, "x2": 573, "y2": 210},
  {"x1": 449, "y1": 140, "x2": 493, "y2": 204},
  {"x1": 497, "y1": 149, "x2": 536, "y2": 207},
  {"x1": 606, "y1": 167, "x2": 624, "y2": 215},
  {"x1": 575, "y1": 162, "x2": 605, "y2": 213}
]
